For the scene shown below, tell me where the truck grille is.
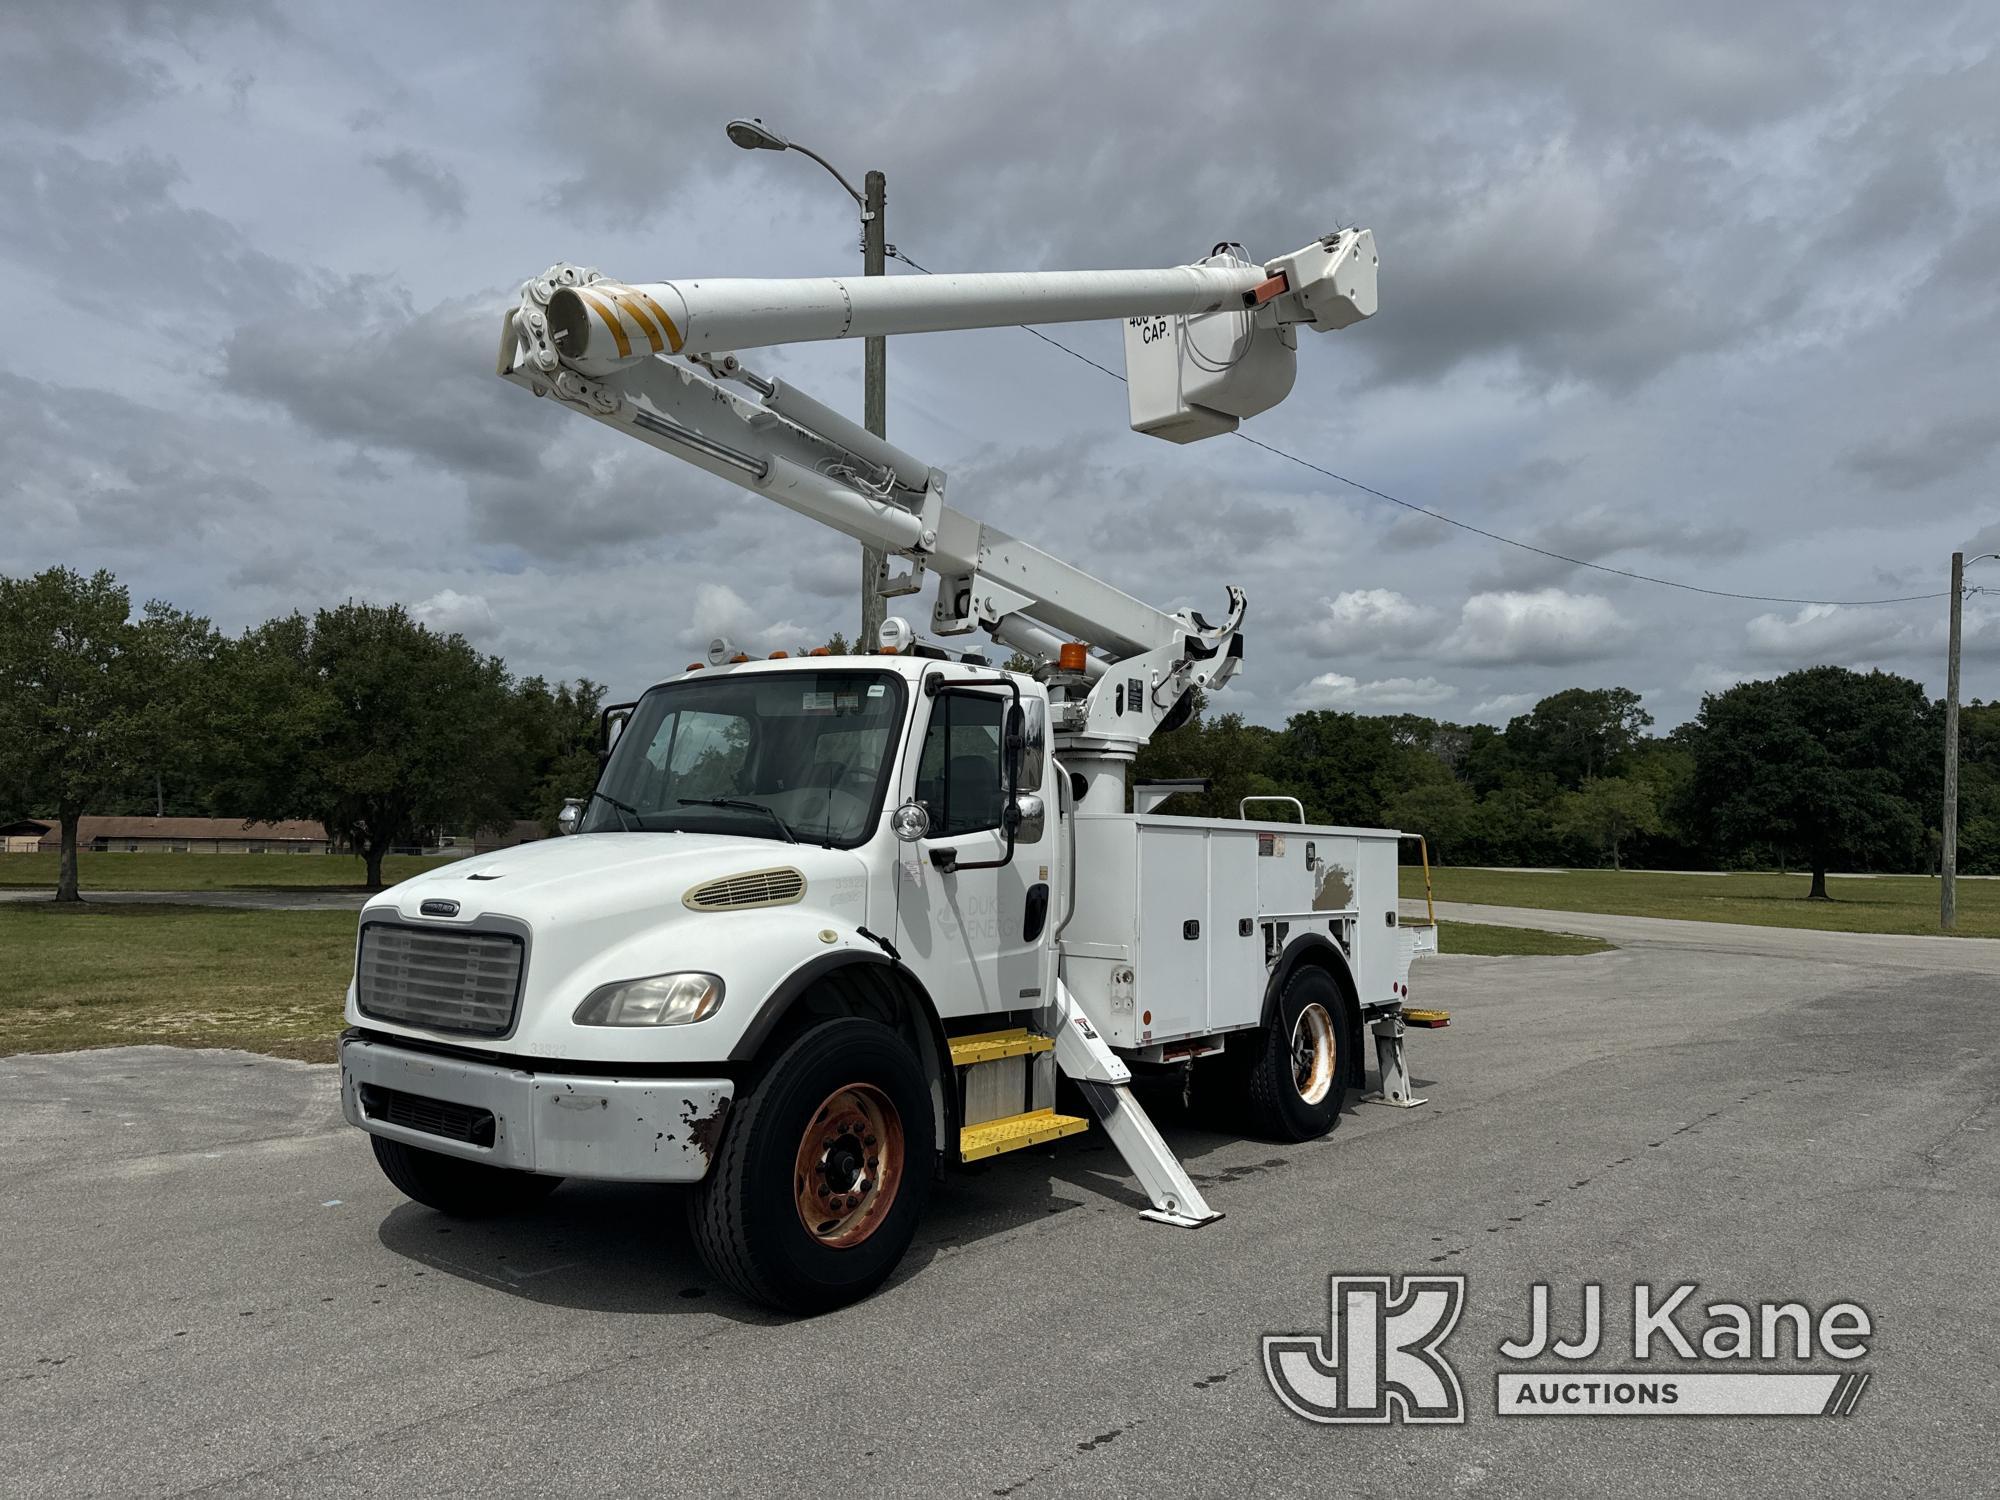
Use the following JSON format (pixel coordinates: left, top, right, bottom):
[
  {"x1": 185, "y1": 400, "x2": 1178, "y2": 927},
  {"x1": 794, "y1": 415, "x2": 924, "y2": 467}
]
[
  {"x1": 683, "y1": 866, "x2": 806, "y2": 911},
  {"x1": 359, "y1": 1083, "x2": 496, "y2": 1147},
  {"x1": 356, "y1": 924, "x2": 524, "y2": 1037}
]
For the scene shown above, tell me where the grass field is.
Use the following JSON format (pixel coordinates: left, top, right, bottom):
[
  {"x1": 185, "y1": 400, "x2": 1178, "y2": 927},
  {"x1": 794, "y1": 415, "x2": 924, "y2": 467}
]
[
  {"x1": 0, "y1": 851, "x2": 459, "y2": 891},
  {"x1": 1402, "y1": 866, "x2": 1998, "y2": 938},
  {"x1": 1435, "y1": 919, "x2": 1614, "y2": 956},
  {"x1": 0, "y1": 905, "x2": 356, "y2": 1061},
  {"x1": 0, "y1": 903, "x2": 1606, "y2": 1063}
]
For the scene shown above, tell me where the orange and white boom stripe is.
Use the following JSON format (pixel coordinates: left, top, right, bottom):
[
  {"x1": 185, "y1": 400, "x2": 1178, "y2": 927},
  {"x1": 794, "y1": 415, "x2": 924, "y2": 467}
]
[{"x1": 575, "y1": 283, "x2": 684, "y2": 360}]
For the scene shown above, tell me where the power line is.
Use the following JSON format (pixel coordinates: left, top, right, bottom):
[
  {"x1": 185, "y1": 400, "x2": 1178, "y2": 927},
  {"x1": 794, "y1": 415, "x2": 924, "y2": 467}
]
[{"x1": 887, "y1": 247, "x2": 1948, "y2": 610}]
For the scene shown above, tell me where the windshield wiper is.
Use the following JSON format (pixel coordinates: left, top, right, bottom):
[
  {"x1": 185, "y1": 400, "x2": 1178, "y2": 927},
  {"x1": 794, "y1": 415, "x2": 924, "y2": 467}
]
[
  {"x1": 677, "y1": 797, "x2": 799, "y2": 844},
  {"x1": 588, "y1": 789, "x2": 644, "y2": 831}
]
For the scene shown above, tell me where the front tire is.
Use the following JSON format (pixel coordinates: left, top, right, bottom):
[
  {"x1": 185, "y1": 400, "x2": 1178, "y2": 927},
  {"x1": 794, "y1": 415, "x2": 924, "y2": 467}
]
[
  {"x1": 369, "y1": 1135, "x2": 563, "y2": 1216},
  {"x1": 690, "y1": 1017, "x2": 935, "y2": 1314},
  {"x1": 1244, "y1": 966, "x2": 1349, "y2": 1143}
]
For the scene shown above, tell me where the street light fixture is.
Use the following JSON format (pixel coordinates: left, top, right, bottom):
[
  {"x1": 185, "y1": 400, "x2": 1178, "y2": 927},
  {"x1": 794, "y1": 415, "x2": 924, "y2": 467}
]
[
  {"x1": 1942, "y1": 551, "x2": 2000, "y2": 928},
  {"x1": 727, "y1": 117, "x2": 889, "y2": 646}
]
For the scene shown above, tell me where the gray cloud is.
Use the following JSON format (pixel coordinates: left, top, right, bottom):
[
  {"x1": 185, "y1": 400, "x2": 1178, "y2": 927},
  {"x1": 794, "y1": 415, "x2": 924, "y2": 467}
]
[
  {"x1": 0, "y1": 2, "x2": 275, "y2": 131},
  {"x1": 369, "y1": 148, "x2": 467, "y2": 226},
  {"x1": 1844, "y1": 411, "x2": 2000, "y2": 493},
  {"x1": 0, "y1": 371, "x2": 271, "y2": 547},
  {"x1": 0, "y1": 142, "x2": 308, "y2": 320},
  {"x1": 217, "y1": 285, "x2": 736, "y2": 563},
  {"x1": 1, "y1": 0, "x2": 1996, "y2": 735},
  {"x1": 527, "y1": 1, "x2": 1981, "y2": 394}
]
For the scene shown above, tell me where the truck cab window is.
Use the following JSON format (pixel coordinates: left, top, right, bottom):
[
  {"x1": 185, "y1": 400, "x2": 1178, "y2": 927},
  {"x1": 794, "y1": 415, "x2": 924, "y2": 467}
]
[
  {"x1": 916, "y1": 692, "x2": 1005, "y2": 836},
  {"x1": 587, "y1": 671, "x2": 906, "y2": 846}
]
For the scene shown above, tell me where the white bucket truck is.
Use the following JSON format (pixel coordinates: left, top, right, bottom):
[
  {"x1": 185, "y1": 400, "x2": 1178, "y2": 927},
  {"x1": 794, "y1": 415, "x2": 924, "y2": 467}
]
[{"x1": 339, "y1": 227, "x2": 1439, "y2": 1311}]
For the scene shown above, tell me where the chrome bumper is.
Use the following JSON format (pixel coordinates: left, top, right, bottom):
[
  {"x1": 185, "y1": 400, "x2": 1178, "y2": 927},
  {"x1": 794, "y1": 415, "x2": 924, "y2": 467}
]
[{"x1": 340, "y1": 1036, "x2": 734, "y2": 1183}]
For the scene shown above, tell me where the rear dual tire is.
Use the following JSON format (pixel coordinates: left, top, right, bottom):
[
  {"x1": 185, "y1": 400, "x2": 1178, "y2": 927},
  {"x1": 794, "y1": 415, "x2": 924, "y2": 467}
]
[{"x1": 1222, "y1": 965, "x2": 1350, "y2": 1143}]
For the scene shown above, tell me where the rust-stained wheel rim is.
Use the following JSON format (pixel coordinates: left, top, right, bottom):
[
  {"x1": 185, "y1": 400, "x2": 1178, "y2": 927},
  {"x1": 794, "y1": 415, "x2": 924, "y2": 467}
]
[
  {"x1": 1291, "y1": 1001, "x2": 1337, "y2": 1105},
  {"x1": 793, "y1": 1083, "x2": 905, "y2": 1248}
]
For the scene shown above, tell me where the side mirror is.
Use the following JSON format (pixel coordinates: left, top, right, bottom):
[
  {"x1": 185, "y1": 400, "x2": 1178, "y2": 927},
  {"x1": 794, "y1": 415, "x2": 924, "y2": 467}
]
[
  {"x1": 1010, "y1": 792, "x2": 1045, "y2": 843},
  {"x1": 1004, "y1": 703, "x2": 1026, "y2": 781},
  {"x1": 597, "y1": 702, "x2": 635, "y2": 770},
  {"x1": 557, "y1": 797, "x2": 585, "y2": 835},
  {"x1": 889, "y1": 800, "x2": 931, "y2": 843}
]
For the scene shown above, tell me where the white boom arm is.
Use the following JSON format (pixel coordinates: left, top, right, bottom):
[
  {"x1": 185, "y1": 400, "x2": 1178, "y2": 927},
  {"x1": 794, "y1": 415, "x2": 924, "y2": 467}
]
[
  {"x1": 494, "y1": 231, "x2": 1378, "y2": 782},
  {"x1": 540, "y1": 248, "x2": 1373, "y2": 373}
]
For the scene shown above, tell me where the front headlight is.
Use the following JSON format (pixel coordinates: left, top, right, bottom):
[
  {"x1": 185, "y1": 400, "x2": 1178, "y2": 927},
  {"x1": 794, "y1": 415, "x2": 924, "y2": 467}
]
[{"x1": 572, "y1": 971, "x2": 724, "y2": 1027}]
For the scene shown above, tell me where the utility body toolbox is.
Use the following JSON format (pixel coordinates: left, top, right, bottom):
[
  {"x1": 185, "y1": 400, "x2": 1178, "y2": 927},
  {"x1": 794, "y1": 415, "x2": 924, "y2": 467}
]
[{"x1": 1060, "y1": 812, "x2": 1419, "y2": 1050}]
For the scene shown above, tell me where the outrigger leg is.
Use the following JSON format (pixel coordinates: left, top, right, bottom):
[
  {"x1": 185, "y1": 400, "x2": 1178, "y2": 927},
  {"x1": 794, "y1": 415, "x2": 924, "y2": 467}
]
[{"x1": 1045, "y1": 981, "x2": 1222, "y2": 1228}]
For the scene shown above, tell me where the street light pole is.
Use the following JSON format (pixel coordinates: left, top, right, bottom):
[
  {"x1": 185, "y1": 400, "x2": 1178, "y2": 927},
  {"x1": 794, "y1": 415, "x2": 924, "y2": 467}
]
[
  {"x1": 860, "y1": 169, "x2": 888, "y2": 648},
  {"x1": 726, "y1": 118, "x2": 888, "y2": 647},
  {"x1": 1944, "y1": 550, "x2": 1963, "y2": 930}
]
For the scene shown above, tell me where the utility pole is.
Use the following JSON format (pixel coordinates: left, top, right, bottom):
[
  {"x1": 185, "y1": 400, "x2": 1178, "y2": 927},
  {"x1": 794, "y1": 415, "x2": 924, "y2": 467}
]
[
  {"x1": 724, "y1": 119, "x2": 889, "y2": 648},
  {"x1": 860, "y1": 168, "x2": 888, "y2": 649},
  {"x1": 1943, "y1": 550, "x2": 1963, "y2": 930}
]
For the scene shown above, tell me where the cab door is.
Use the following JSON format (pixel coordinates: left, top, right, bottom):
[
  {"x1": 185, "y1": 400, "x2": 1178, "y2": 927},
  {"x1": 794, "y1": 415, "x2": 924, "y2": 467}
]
[{"x1": 892, "y1": 684, "x2": 1052, "y2": 1019}]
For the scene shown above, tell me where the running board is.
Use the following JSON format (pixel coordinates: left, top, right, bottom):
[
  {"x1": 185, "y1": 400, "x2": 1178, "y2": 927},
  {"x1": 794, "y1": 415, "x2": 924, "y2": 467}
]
[{"x1": 1044, "y1": 980, "x2": 1222, "y2": 1229}]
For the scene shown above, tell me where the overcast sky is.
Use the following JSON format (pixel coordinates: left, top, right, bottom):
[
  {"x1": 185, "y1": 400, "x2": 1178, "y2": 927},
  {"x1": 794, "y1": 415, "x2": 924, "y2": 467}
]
[{"x1": 4, "y1": 1, "x2": 1997, "y2": 730}]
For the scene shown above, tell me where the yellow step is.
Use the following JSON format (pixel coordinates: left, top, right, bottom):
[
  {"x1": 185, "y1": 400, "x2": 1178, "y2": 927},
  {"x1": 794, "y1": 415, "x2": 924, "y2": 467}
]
[
  {"x1": 959, "y1": 1108, "x2": 1090, "y2": 1162},
  {"x1": 948, "y1": 1027, "x2": 1055, "y2": 1068},
  {"x1": 1402, "y1": 1008, "x2": 1451, "y2": 1028}
]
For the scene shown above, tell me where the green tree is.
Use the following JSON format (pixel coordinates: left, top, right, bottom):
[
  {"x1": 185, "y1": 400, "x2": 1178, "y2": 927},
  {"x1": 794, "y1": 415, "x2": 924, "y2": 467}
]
[
  {"x1": 1384, "y1": 778, "x2": 1478, "y2": 865},
  {"x1": 511, "y1": 676, "x2": 607, "y2": 830},
  {"x1": 1505, "y1": 687, "x2": 1653, "y2": 789},
  {"x1": 1687, "y1": 667, "x2": 1938, "y2": 899},
  {"x1": 0, "y1": 568, "x2": 217, "y2": 901},
  {"x1": 219, "y1": 603, "x2": 518, "y2": 889},
  {"x1": 1132, "y1": 704, "x2": 1284, "y2": 818},
  {"x1": 1954, "y1": 701, "x2": 2000, "y2": 876},
  {"x1": 1267, "y1": 711, "x2": 1451, "y2": 828},
  {"x1": 1554, "y1": 776, "x2": 1663, "y2": 870}
]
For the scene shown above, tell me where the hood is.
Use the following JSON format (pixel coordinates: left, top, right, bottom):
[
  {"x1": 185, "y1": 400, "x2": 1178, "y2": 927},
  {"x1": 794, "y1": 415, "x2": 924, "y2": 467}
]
[{"x1": 367, "y1": 832, "x2": 869, "y2": 926}]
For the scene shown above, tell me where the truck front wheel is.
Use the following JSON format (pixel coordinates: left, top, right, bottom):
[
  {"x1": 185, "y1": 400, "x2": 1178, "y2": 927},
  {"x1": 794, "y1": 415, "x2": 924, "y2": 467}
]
[
  {"x1": 1243, "y1": 966, "x2": 1348, "y2": 1142},
  {"x1": 690, "y1": 1017, "x2": 935, "y2": 1314},
  {"x1": 369, "y1": 1135, "x2": 563, "y2": 1216}
]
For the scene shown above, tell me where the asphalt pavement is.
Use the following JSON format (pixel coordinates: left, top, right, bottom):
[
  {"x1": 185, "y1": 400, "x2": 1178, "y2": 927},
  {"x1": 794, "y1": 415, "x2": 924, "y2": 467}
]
[{"x1": 3, "y1": 911, "x2": 1996, "y2": 1497}]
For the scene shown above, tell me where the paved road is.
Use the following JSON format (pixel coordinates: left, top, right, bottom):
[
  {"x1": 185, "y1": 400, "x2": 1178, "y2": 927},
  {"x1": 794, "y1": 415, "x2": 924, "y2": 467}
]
[
  {"x1": 1416, "y1": 897, "x2": 2000, "y2": 973},
  {"x1": 4, "y1": 913, "x2": 1996, "y2": 1497}
]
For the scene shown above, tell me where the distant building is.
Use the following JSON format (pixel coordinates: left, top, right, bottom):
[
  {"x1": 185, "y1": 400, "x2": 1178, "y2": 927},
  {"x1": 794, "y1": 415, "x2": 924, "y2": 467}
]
[
  {"x1": 0, "y1": 819, "x2": 51, "y2": 854},
  {"x1": 25, "y1": 816, "x2": 335, "y2": 855}
]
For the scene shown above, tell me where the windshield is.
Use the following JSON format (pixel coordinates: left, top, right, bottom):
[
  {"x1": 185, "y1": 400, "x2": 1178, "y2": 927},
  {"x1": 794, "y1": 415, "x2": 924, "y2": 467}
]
[{"x1": 584, "y1": 669, "x2": 908, "y2": 846}]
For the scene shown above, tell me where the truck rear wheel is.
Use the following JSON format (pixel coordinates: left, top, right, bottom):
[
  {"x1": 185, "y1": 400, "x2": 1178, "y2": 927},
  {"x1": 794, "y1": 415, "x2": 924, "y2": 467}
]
[
  {"x1": 1244, "y1": 966, "x2": 1348, "y2": 1142},
  {"x1": 690, "y1": 1017, "x2": 935, "y2": 1314},
  {"x1": 369, "y1": 1135, "x2": 563, "y2": 1217}
]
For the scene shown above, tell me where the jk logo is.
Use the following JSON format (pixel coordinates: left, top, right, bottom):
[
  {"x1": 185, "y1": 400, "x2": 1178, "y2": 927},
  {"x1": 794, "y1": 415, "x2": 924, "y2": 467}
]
[{"x1": 1263, "y1": 1275, "x2": 1467, "y2": 1424}]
